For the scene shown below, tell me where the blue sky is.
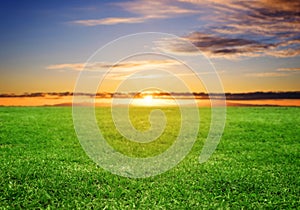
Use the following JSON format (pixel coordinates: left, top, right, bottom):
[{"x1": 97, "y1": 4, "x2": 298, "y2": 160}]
[{"x1": 0, "y1": 0, "x2": 299, "y2": 93}]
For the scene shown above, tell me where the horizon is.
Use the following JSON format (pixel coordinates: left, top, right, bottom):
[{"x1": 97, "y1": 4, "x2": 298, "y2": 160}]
[
  {"x1": 1, "y1": 90, "x2": 299, "y2": 107},
  {"x1": 1, "y1": 90, "x2": 300, "y2": 97}
]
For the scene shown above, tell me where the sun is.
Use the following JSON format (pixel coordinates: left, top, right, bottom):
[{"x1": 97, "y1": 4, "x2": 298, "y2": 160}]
[{"x1": 143, "y1": 95, "x2": 153, "y2": 105}]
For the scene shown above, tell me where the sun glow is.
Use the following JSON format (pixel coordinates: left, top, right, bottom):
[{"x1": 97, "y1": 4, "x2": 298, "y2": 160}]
[
  {"x1": 143, "y1": 95, "x2": 153, "y2": 105},
  {"x1": 130, "y1": 94, "x2": 159, "y2": 106}
]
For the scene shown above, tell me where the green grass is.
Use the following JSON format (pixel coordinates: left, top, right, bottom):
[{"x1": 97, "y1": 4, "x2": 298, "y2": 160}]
[
  {"x1": 97, "y1": 107, "x2": 183, "y2": 157},
  {"x1": 0, "y1": 107, "x2": 299, "y2": 209}
]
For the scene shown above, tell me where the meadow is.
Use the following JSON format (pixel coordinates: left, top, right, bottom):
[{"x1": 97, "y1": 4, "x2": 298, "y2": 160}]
[{"x1": 0, "y1": 107, "x2": 299, "y2": 209}]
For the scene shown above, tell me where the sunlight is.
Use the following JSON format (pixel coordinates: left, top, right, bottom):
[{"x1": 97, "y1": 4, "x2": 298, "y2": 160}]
[
  {"x1": 143, "y1": 95, "x2": 153, "y2": 105},
  {"x1": 130, "y1": 94, "x2": 179, "y2": 107}
]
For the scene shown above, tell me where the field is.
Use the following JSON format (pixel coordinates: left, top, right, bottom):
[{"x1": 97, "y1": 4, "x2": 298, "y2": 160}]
[{"x1": 0, "y1": 107, "x2": 299, "y2": 209}]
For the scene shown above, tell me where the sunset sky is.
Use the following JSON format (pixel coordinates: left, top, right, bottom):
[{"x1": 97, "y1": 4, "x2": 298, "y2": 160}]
[{"x1": 0, "y1": 0, "x2": 299, "y2": 94}]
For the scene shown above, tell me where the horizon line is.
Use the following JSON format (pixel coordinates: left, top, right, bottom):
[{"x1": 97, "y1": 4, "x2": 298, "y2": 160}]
[{"x1": 0, "y1": 91, "x2": 300, "y2": 100}]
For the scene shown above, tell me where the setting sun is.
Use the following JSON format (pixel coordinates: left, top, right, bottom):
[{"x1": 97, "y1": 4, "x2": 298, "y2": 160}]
[{"x1": 143, "y1": 95, "x2": 153, "y2": 105}]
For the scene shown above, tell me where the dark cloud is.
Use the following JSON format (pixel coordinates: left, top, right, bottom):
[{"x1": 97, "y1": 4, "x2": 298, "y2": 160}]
[
  {"x1": 176, "y1": 0, "x2": 300, "y2": 58},
  {"x1": 72, "y1": 0, "x2": 300, "y2": 59},
  {"x1": 158, "y1": 32, "x2": 273, "y2": 58}
]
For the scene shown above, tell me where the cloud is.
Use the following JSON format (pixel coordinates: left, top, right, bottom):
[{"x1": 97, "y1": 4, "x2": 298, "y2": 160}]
[
  {"x1": 72, "y1": 17, "x2": 146, "y2": 26},
  {"x1": 71, "y1": 0, "x2": 300, "y2": 58},
  {"x1": 46, "y1": 59, "x2": 201, "y2": 80},
  {"x1": 175, "y1": 0, "x2": 300, "y2": 58},
  {"x1": 277, "y1": 67, "x2": 300, "y2": 72},
  {"x1": 157, "y1": 32, "x2": 273, "y2": 58},
  {"x1": 266, "y1": 48, "x2": 300, "y2": 58},
  {"x1": 47, "y1": 60, "x2": 179, "y2": 71},
  {"x1": 246, "y1": 66, "x2": 300, "y2": 78},
  {"x1": 247, "y1": 72, "x2": 287, "y2": 77},
  {"x1": 46, "y1": 63, "x2": 85, "y2": 71},
  {"x1": 247, "y1": 66, "x2": 300, "y2": 78},
  {"x1": 72, "y1": 0, "x2": 199, "y2": 26},
  {"x1": 117, "y1": 0, "x2": 199, "y2": 17}
]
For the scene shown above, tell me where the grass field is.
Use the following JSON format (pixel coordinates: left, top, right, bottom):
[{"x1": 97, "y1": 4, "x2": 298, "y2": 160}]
[{"x1": 0, "y1": 107, "x2": 299, "y2": 209}]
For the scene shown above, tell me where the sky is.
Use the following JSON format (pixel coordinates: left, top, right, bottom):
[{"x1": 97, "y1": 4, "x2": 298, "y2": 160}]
[{"x1": 0, "y1": 0, "x2": 299, "y2": 94}]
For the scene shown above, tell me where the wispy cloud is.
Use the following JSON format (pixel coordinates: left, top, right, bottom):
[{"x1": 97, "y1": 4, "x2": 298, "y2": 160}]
[
  {"x1": 157, "y1": 32, "x2": 273, "y2": 58},
  {"x1": 47, "y1": 63, "x2": 85, "y2": 71},
  {"x1": 277, "y1": 67, "x2": 300, "y2": 72},
  {"x1": 266, "y1": 48, "x2": 300, "y2": 58},
  {"x1": 246, "y1": 66, "x2": 300, "y2": 78},
  {"x1": 151, "y1": 0, "x2": 298, "y2": 59},
  {"x1": 117, "y1": 0, "x2": 199, "y2": 17},
  {"x1": 71, "y1": 0, "x2": 300, "y2": 59},
  {"x1": 247, "y1": 72, "x2": 287, "y2": 78},
  {"x1": 71, "y1": 0, "x2": 199, "y2": 26},
  {"x1": 46, "y1": 60, "x2": 179, "y2": 71},
  {"x1": 46, "y1": 59, "x2": 200, "y2": 80},
  {"x1": 72, "y1": 17, "x2": 146, "y2": 26}
]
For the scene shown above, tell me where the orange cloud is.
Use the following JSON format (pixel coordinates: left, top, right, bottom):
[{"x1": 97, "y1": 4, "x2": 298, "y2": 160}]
[
  {"x1": 72, "y1": 0, "x2": 199, "y2": 26},
  {"x1": 277, "y1": 68, "x2": 300, "y2": 72},
  {"x1": 72, "y1": 17, "x2": 145, "y2": 26},
  {"x1": 247, "y1": 72, "x2": 287, "y2": 77},
  {"x1": 46, "y1": 63, "x2": 85, "y2": 71},
  {"x1": 46, "y1": 60, "x2": 179, "y2": 71},
  {"x1": 71, "y1": 0, "x2": 300, "y2": 59},
  {"x1": 117, "y1": 0, "x2": 199, "y2": 17}
]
